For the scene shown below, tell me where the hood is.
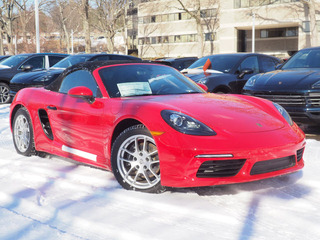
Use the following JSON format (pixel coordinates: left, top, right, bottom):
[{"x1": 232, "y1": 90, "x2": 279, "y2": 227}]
[
  {"x1": 124, "y1": 93, "x2": 285, "y2": 133},
  {"x1": 11, "y1": 69, "x2": 64, "y2": 84},
  {"x1": 251, "y1": 69, "x2": 320, "y2": 91}
]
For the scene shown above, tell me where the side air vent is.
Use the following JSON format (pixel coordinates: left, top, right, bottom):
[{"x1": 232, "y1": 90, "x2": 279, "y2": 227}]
[
  {"x1": 38, "y1": 109, "x2": 53, "y2": 140},
  {"x1": 296, "y1": 148, "x2": 304, "y2": 162}
]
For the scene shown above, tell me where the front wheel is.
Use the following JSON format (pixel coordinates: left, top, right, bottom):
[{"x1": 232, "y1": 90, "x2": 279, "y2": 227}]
[
  {"x1": 111, "y1": 125, "x2": 165, "y2": 193},
  {"x1": 12, "y1": 108, "x2": 35, "y2": 156},
  {"x1": 0, "y1": 82, "x2": 11, "y2": 104}
]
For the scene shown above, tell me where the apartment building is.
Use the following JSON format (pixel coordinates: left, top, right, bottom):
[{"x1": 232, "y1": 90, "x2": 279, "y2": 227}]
[{"x1": 136, "y1": 0, "x2": 320, "y2": 58}]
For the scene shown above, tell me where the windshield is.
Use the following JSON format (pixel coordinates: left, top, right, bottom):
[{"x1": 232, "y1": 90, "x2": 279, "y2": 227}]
[
  {"x1": 52, "y1": 55, "x2": 92, "y2": 69},
  {"x1": 99, "y1": 64, "x2": 204, "y2": 98},
  {"x1": 187, "y1": 55, "x2": 241, "y2": 73},
  {"x1": 282, "y1": 49, "x2": 320, "y2": 69},
  {"x1": 0, "y1": 55, "x2": 29, "y2": 68}
]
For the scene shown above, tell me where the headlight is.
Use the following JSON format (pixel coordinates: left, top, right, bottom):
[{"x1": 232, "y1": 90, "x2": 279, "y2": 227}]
[
  {"x1": 161, "y1": 110, "x2": 216, "y2": 136},
  {"x1": 312, "y1": 80, "x2": 320, "y2": 89},
  {"x1": 273, "y1": 103, "x2": 293, "y2": 126},
  {"x1": 245, "y1": 75, "x2": 258, "y2": 87}
]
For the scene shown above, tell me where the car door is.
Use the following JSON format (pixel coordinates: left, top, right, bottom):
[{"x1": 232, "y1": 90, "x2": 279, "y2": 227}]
[
  {"x1": 236, "y1": 56, "x2": 259, "y2": 92},
  {"x1": 46, "y1": 69, "x2": 106, "y2": 166}
]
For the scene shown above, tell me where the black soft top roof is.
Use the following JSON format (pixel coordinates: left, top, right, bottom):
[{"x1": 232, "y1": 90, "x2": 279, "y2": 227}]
[{"x1": 45, "y1": 60, "x2": 150, "y2": 92}]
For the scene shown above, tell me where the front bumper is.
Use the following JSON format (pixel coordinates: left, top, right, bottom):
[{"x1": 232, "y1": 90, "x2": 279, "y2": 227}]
[{"x1": 154, "y1": 123, "x2": 305, "y2": 188}]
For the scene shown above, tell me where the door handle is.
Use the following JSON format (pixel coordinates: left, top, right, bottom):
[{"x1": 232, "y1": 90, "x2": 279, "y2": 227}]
[{"x1": 47, "y1": 105, "x2": 57, "y2": 110}]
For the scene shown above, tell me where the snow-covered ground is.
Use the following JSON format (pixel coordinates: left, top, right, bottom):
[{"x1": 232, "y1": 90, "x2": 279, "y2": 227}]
[{"x1": 0, "y1": 103, "x2": 320, "y2": 240}]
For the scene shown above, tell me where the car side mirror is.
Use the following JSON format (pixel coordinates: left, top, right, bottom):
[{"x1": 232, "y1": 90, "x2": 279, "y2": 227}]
[
  {"x1": 238, "y1": 68, "x2": 254, "y2": 79},
  {"x1": 197, "y1": 83, "x2": 208, "y2": 92},
  {"x1": 21, "y1": 65, "x2": 33, "y2": 71},
  {"x1": 68, "y1": 86, "x2": 95, "y2": 103}
]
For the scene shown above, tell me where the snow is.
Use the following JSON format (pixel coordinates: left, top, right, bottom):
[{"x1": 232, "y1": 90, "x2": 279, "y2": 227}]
[{"x1": 1, "y1": 103, "x2": 320, "y2": 240}]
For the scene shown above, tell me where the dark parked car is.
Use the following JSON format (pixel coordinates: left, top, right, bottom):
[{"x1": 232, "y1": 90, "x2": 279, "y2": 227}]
[
  {"x1": 154, "y1": 57, "x2": 198, "y2": 71},
  {"x1": 243, "y1": 47, "x2": 320, "y2": 125},
  {"x1": 0, "y1": 53, "x2": 68, "y2": 104},
  {"x1": 9, "y1": 53, "x2": 141, "y2": 99},
  {"x1": 183, "y1": 53, "x2": 281, "y2": 93}
]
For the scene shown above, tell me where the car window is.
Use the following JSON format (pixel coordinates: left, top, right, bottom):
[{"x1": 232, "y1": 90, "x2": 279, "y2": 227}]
[
  {"x1": 92, "y1": 55, "x2": 110, "y2": 61},
  {"x1": 21, "y1": 56, "x2": 45, "y2": 69},
  {"x1": 99, "y1": 64, "x2": 203, "y2": 98},
  {"x1": 282, "y1": 49, "x2": 320, "y2": 69},
  {"x1": 0, "y1": 55, "x2": 29, "y2": 67},
  {"x1": 59, "y1": 70, "x2": 100, "y2": 97},
  {"x1": 49, "y1": 56, "x2": 65, "y2": 66},
  {"x1": 52, "y1": 55, "x2": 92, "y2": 69},
  {"x1": 238, "y1": 56, "x2": 259, "y2": 73},
  {"x1": 261, "y1": 57, "x2": 278, "y2": 72},
  {"x1": 188, "y1": 55, "x2": 241, "y2": 73},
  {"x1": 183, "y1": 60, "x2": 196, "y2": 69}
]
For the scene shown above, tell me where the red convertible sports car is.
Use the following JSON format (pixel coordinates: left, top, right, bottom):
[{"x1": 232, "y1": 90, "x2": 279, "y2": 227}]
[{"x1": 10, "y1": 61, "x2": 305, "y2": 193}]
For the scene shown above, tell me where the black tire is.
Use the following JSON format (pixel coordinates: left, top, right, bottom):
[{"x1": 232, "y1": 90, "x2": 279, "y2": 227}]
[
  {"x1": 0, "y1": 82, "x2": 11, "y2": 104},
  {"x1": 12, "y1": 108, "x2": 36, "y2": 156},
  {"x1": 111, "y1": 124, "x2": 165, "y2": 193}
]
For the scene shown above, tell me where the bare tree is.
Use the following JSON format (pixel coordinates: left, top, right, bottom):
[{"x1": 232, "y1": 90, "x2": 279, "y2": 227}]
[
  {"x1": 93, "y1": 0, "x2": 127, "y2": 53},
  {"x1": 49, "y1": 0, "x2": 80, "y2": 53},
  {"x1": 15, "y1": 0, "x2": 35, "y2": 53},
  {"x1": 82, "y1": 0, "x2": 91, "y2": 53},
  {"x1": 0, "y1": 0, "x2": 17, "y2": 54}
]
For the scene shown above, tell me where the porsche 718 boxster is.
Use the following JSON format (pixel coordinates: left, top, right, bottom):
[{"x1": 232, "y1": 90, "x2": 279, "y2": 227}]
[{"x1": 10, "y1": 61, "x2": 305, "y2": 193}]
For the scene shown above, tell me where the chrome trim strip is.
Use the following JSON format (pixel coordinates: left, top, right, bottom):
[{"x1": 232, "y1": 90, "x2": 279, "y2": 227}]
[
  {"x1": 62, "y1": 145, "x2": 97, "y2": 162},
  {"x1": 195, "y1": 154, "x2": 234, "y2": 158}
]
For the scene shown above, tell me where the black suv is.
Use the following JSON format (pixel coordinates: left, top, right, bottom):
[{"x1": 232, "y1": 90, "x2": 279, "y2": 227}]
[
  {"x1": 0, "y1": 53, "x2": 68, "y2": 103},
  {"x1": 9, "y1": 53, "x2": 141, "y2": 100},
  {"x1": 243, "y1": 47, "x2": 320, "y2": 125}
]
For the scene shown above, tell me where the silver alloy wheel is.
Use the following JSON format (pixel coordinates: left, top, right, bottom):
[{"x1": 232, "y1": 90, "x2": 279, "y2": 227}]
[
  {"x1": 14, "y1": 115, "x2": 31, "y2": 153},
  {"x1": 0, "y1": 84, "x2": 10, "y2": 103},
  {"x1": 117, "y1": 134, "x2": 160, "y2": 189}
]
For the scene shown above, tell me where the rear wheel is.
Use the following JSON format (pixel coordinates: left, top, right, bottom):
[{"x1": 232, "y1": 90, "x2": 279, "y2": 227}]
[
  {"x1": 111, "y1": 125, "x2": 165, "y2": 193},
  {"x1": 12, "y1": 108, "x2": 35, "y2": 156},
  {"x1": 0, "y1": 82, "x2": 11, "y2": 104}
]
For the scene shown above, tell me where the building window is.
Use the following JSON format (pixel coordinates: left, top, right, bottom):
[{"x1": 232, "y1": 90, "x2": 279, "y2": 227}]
[
  {"x1": 205, "y1": 32, "x2": 215, "y2": 41},
  {"x1": 286, "y1": 27, "x2": 298, "y2": 37},
  {"x1": 260, "y1": 27, "x2": 298, "y2": 38},
  {"x1": 234, "y1": 0, "x2": 299, "y2": 8},
  {"x1": 143, "y1": 16, "x2": 150, "y2": 24},
  {"x1": 174, "y1": 35, "x2": 181, "y2": 43},
  {"x1": 162, "y1": 14, "x2": 168, "y2": 22}
]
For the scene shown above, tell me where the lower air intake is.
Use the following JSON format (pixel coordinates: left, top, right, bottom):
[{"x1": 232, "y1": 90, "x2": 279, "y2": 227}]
[
  {"x1": 250, "y1": 155, "x2": 296, "y2": 175},
  {"x1": 196, "y1": 159, "x2": 246, "y2": 178}
]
